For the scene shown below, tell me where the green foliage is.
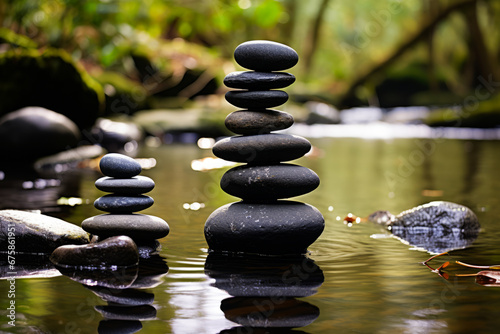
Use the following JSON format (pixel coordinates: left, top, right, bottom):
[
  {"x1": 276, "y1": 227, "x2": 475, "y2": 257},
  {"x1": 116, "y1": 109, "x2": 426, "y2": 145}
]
[{"x1": 1, "y1": 0, "x2": 499, "y2": 109}]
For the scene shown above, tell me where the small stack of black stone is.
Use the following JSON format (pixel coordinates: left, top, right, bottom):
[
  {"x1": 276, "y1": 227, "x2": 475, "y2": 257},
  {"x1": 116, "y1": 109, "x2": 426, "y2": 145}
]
[
  {"x1": 204, "y1": 40, "x2": 324, "y2": 255},
  {"x1": 82, "y1": 153, "x2": 169, "y2": 256}
]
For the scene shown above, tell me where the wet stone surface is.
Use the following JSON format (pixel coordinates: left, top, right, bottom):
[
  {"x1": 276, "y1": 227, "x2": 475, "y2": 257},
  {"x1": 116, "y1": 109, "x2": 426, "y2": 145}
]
[
  {"x1": 82, "y1": 214, "x2": 170, "y2": 240},
  {"x1": 224, "y1": 71, "x2": 296, "y2": 90},
  {"x1": 225, "y1": 90, "x2": 289, "y2": 109},
  {"x1": 95, "y1": 176, "x2": 155, "y2": 195},
  {"x1": 213, "y1": 134, "x2": 311, "y2": 164},
  {"x1": 50, "y1": 235, "x2": 139, "y2": 268},
  {"x1": 225, "y1": 109, "x2": 294, "y2": 135},
  {"x1": 99, "y1": 153, "x2": 142, "y2": 178},
  {"x1": 221, "y1": 164, "x2": 320, "y2": 201},
  {"x1": 94, "y1": 195, "x2": 154, "y2": 213}
]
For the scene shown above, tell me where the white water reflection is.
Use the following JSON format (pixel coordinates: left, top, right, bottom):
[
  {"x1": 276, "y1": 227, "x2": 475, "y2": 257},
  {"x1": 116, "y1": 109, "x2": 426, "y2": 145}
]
[{"x1": 288, "y1": 123, "x2": 500, "y2": 140}]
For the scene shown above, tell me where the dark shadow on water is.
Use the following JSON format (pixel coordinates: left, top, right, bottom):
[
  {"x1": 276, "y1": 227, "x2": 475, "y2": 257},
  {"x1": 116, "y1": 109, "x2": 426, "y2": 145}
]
[
  {"x1": 205, "y1": 253, "x2": 323, "y2": 333},
  {"x1": 56, "y1": 254, "x2": 168, "y2": 333}
]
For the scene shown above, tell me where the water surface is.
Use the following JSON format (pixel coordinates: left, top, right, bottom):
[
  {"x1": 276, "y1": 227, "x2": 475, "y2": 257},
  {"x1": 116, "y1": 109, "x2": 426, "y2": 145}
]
[{"x1": 2, "y1": 137, "x2": 500, "y2": 333}]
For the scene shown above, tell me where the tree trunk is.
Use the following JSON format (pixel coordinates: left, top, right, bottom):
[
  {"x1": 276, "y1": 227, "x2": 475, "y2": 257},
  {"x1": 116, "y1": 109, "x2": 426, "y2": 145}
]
[
  {"x1": 303, "y1": 0, "x2": 331, "y2": 76},
  {"x1": 461, "y1": 1, "x2": 497, "y2": 85},
  {"x1": 339, "y1": 0, "x2": 490, "y2": 107}
]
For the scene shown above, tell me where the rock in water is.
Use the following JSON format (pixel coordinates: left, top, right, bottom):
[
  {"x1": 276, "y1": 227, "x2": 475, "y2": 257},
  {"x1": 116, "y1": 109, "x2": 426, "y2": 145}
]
[
  {"x1": 99, "y1": 153, "x2": 142, "y2": 178},
  {"x1": 205, "y1": 201, "x2": 324, "y2": 255},
  {"x1": 0, "y1": 210, "x2": 89, "y2": 254},
  {"x1": 50, "y1": 235, "x2": 139, "y2": 268},
  {"x1": 82, "y1": 214, "x2": 170, "y2": 240},
  {"x1": 0, "y1": 107, "x2": 80, "y2": 162},
  {"x1": 369, "y1": 201, "x2": 480, "y2": 253},
  {"x1": 204, "y1": 40, "x2": 323, "y2": 255}
]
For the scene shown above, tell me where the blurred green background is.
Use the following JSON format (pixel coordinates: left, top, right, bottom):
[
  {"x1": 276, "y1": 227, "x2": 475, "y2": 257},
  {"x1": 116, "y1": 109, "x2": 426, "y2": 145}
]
[{"x1": 1, "y1": 0, "x2": 499, "y2": 120}]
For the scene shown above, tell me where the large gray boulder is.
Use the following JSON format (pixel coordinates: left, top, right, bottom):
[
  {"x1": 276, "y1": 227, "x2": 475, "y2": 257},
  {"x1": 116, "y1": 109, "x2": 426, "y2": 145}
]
[{"x1": 0, "y1": 210, "x2": 90, "y2": 254}]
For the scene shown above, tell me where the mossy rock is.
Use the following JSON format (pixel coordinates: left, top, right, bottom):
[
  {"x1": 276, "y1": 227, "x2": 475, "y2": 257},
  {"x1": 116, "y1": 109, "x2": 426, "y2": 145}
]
[
  {"x1": 0, "y1": 48, "x2": 104, "y2": 129},
  {"x1": 0, "y1": 28, "x2": 37, "y2": 48},
  {"x1": 426, "y1": 93, "x2": 500, "y2": 128}
]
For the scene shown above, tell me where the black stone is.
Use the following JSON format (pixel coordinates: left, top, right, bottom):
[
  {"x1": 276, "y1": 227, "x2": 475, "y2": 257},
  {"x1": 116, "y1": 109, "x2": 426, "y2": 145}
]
[
  {"x1": 234, "y1": 40, "x2": 299, "y2": 71},
  {"x1": 221, "y1": 297, "x2": 319, "y2": 328},
  {"x1": 95, "y1": 304, "x2": 157, "y2": 321},
  {"x1": 50, "y1": 236, "x2": 139, "y2": 269},
  {"x1": 224, "y1": 71, "x2": 296, "y2": 90},
  {"x1": 212, "y1": 134, "x2": 311, "y2": 164},
  {"x1": 221, "y1": 164, "x2": 320, "y2": 201},
  {"x1": 204, "y1": 201, "x2": 324, "y2": 255},
  {"x1": 98, "y1": 320, "x2": 143, "y2": 334},
  {"x1": 95, "y1": 176, "x2": 155, "y2": 195},
  {"x1": 100, "y1": 153, "x2": 141, "y2": 178},
  {"x1": 225, "y1": 90, "x2": 288, "y2": 109},
  {"x1": 82, "y1": 214, "x2": 170, "y2": 240},
  {"x1": 94, "y1": 195, "x2": 154, "y2": 213},
  {"x1": 0, "y1": 210, "x2": 89, "y2": 254},
  {"x1": 205, "y1": 253, "x2": 324, "y2": 298},
  {"x1": 86, "y1": 286, "x2": 155, "y2": 305},
  {"x1": 225, "y1": 109, "x2": 294, "y2": 135}
]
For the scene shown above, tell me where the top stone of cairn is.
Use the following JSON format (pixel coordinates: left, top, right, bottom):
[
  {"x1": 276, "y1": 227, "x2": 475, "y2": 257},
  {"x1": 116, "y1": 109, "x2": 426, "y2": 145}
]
[
  {"x1": 234, "y1": 40, "x2": 299, "y2": 72},
  {"x1": 99, "y1": 153, "x2": 142, "y2": 178}
]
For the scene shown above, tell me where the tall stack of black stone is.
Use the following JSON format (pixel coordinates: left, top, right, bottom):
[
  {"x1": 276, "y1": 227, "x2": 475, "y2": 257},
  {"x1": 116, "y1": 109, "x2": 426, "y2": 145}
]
[
  {"x1": 204, "y1": 40, "x2": 324, "y2": 255},
  {"x1": 82, "y1": 153, "x2": 170, "y2": 255}
]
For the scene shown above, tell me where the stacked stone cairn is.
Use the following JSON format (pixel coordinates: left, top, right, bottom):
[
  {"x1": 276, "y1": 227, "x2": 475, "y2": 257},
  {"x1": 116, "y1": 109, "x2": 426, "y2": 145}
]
[
  {"x1": 82, "y1": 153, "x2": 170, "y2": 257},
  {"x1": 204, "y1": 40, "x2": 324, "y2": 255}
]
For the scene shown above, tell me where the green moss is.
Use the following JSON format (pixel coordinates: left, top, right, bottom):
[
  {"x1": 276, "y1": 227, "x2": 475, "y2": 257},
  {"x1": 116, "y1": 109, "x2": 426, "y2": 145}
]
[
  {"x1": 0, "y1": 48, "x2": 104, "y2": 129},
  {"x1": 425, "y1": 94, "x2": 500, "y2": 128},
  {"x1": 0, "y1": 28, "x2": 37, "y2": 48}
]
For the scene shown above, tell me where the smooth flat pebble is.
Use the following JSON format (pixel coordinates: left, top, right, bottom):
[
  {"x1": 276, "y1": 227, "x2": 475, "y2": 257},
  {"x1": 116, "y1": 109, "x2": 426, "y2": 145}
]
[
  {"x1": 213, "y1": 133, "x2": 311, "y2": 164},
  {"x1": 95, "y1": 176, "x2": 155, "y2": 195},
  {"x1": 225, "y1": 109, "x2": 294, "y2": 135},
  {"x1": 50, "y1": 235, "x2": 139, "y2": 268},
  {"x1": 234, "y1": 40, "x2": 299, "y2": 71},
  {"x1": 224, "y1": 71, "x2": 296, "y2": 90},
  {"x1": 204, "y1": 201, "x2": 324, "y2": 255},
  {"x1": 100, "y1": 153, "x2": 141, "y2": 178},
  {"x1": 82, "y1": 214, "x2": 170, "y2": 240},
  {"x1": 221, "y1": 164, "x2": 320, "y2": 201},
  {"x1": 225, "y1": 90, "x2": 288, "y2": 109},
  {"x1": 94, "y1": 195, "x2": 154, "y2": 213}
]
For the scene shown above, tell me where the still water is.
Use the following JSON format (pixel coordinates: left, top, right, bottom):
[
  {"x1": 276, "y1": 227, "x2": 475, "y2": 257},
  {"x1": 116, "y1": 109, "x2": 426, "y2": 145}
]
[{"x1": 2, "y1": 136, "x2": 500, "y2": 333}]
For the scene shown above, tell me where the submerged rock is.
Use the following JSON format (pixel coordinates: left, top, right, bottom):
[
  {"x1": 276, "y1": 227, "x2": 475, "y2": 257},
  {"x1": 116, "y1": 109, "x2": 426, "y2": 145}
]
[
  {"x1": 0, "y1": 210, "x2": 89, "y2": 254},
  {"x1": 50, "y1": 235, "x2": 139, "y2": 268},
  {"x1": 368, "y1": 201, "x2": 480, "y2": 253}
]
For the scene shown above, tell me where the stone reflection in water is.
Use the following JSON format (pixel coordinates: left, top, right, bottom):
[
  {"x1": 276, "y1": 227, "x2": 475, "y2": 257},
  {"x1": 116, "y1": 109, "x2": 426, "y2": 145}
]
[
  {"x1": 56, "y1": 255, "x2": 168, "y2": 333},
  {"x1": 205, "y1": 253, "x2": 323, "y2": 333}
]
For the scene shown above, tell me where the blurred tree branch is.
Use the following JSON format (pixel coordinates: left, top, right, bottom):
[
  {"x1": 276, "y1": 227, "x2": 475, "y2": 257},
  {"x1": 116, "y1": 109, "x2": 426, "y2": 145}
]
[{"x1": 339, "y1": 0, "x2": 498, "y2": 107}]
